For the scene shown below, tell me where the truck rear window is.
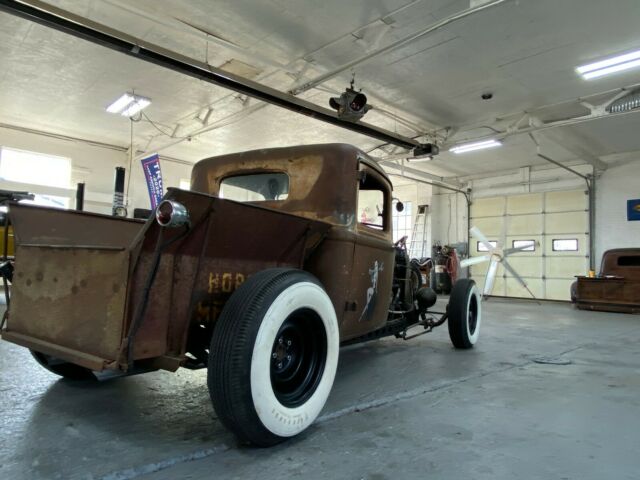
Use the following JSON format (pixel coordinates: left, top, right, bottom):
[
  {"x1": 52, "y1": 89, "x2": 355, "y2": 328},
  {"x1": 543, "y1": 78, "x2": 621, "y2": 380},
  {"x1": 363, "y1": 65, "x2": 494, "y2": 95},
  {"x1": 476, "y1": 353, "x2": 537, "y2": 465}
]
[
  {"x1": 618, "y1": 256, "x2": 640, "y2": 266},
  {"x1": 220, "y1": 173, "x2": 289, "y2": 202}
]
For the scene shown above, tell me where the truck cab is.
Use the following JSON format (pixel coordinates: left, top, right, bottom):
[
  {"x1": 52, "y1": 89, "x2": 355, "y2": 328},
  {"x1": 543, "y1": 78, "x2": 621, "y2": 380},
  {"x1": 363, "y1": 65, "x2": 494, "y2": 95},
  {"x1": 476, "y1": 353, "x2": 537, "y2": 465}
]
[{"x1": 191, "y1": 143, "x2": 396, "y2": 338}]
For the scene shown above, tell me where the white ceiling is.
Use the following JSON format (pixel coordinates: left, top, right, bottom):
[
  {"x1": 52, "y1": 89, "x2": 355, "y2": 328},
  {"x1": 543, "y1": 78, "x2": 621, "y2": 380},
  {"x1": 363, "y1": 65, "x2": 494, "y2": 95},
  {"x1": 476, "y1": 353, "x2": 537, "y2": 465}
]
[{"x1": 1, "y1": 0, "x2": 640, "y2": 181}]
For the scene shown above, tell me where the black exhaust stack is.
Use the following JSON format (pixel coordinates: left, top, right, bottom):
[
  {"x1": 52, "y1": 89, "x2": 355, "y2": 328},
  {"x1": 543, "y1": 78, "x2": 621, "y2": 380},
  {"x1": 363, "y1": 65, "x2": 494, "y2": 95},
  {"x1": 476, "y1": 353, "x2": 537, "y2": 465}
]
[
  {"x1": 75, "y1": 182, "x2": 85, "y2": 211},
  {"x1": 112, "y1": 167, "x2": 126, "y2": 217}
]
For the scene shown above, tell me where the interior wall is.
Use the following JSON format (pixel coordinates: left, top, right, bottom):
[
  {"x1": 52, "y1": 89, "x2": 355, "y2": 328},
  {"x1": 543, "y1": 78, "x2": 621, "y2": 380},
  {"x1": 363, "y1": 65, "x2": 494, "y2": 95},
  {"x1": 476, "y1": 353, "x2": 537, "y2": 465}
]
[
  {"x1": 594, "y1": 158, "x2": 640, "y2": 268},
  {"x1": 392, "y1": 181, "x2": 433, "y2": 252},
  {"x1": 0, "y1": 126, "x2": 192, "y2": 215},
  {"x1": 430, "y1": 190, "x2": 468, "y2": 248}
]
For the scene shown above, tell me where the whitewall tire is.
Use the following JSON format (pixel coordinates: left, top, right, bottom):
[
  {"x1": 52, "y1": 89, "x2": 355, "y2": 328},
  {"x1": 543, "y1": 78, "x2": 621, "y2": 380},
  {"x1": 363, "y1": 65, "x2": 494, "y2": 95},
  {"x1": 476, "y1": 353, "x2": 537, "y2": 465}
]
[
  {"x1": 208, "y1": 268, "x2": 339, "y2": 446},
  {"x1": 447, "y1": 279, "x2": 482, "y2": 349}
]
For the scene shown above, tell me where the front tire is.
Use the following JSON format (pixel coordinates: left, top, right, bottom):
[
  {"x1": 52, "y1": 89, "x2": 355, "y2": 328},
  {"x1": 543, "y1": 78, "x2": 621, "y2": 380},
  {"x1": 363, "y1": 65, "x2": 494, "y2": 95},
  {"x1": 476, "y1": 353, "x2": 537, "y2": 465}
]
[
  {"x1": 208, "y1": 268, "x2": 339, "y2": 447},
  {"x1": 447, "y1": 279, "x2": 481, "y2": 349}
]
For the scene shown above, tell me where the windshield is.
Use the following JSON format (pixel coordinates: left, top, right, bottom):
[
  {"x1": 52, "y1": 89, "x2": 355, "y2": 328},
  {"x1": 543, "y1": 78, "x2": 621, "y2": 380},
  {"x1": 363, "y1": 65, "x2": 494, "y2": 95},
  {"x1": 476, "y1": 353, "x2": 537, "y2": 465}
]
[{"x1": 220, "y1": 173, "x2": 289, "y2": 202}]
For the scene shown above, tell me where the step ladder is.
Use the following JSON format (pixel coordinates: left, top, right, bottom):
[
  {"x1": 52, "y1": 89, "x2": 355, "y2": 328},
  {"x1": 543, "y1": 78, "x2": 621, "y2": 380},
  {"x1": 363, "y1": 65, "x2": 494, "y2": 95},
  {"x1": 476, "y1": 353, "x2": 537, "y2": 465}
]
[{"x1": 408, "y1": 204, "x2": 429, "y2": 259}]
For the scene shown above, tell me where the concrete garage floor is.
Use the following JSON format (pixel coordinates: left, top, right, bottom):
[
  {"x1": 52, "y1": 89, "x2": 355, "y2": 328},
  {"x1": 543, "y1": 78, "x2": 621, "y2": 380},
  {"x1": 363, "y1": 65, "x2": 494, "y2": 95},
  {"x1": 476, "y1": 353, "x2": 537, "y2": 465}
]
[{"x1": 1, "y1": 298, "x2": 639, "y2": 480}]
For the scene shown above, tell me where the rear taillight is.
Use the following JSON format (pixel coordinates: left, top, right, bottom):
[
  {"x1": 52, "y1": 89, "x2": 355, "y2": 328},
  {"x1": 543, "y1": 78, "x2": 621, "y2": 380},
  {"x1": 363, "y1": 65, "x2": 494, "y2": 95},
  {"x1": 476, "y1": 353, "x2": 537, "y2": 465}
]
[{"x1": 155, "y1": 200, "x2": 189, "y2": 228}]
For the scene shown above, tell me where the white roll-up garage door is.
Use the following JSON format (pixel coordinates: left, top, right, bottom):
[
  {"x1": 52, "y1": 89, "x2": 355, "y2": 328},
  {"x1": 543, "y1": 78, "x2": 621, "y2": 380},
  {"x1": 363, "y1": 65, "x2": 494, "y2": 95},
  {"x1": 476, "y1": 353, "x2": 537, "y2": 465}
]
[{"x1": 469, "y1": 189, "x2": 589, "y2": 301}]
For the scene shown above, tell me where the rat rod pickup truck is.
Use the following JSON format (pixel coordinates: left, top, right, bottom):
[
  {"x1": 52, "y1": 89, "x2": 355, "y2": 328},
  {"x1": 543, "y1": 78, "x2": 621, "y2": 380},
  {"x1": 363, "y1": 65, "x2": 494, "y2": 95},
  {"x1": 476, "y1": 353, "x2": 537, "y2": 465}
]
[
  {"x1": 573, "y1": 248, "x2": 640, "y2": 314},
  {"x1": 0, "y1": 143, "x2": 481, "y2": 446}
]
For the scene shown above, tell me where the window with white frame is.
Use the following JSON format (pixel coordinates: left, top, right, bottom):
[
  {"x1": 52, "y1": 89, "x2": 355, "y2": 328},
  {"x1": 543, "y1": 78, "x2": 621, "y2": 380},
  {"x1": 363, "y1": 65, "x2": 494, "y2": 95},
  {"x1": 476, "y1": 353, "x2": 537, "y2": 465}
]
[
  {"x1": 512, "y1": 239, "x2": 536, "y2": 251},
  {"x1": 392, "y1": 201, "x2": 413, "y2": 243},
  {"x1": 552, "y1": 238, "x2": 578, "y2": 252},
  {"x1": 179, "y1": 178, "x2": 190, "y2": 190},
  {"x1": 477, "y1": 240, "x2": 498, "y2": 252},
  {"x1": 0, "y1": 147, "x2": 72, "y2": 208}
]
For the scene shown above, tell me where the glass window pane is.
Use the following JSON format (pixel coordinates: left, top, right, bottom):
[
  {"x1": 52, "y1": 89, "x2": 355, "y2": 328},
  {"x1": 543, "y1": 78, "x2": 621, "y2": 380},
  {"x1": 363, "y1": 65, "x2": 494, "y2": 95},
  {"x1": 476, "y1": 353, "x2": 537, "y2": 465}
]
[
  {"x1": 20, "y1": 194, "x2": 69, "y2": 209},
  {"x1": 0, "y1": 147, "x2": 71, "y2": 189},
  {"x1": 512, "y1": 240, "x2": 535, "y2": 251},
  {"x1": 552, "y1": 239, "x2": 578, "y2": 251},
  {"x1": 220, "y1": 173, "x2": 289, "y2": 202},
  {"x1": 358, "y1": 189, "x2": 383, "y2": 228},
  {"x1": 477, "y1": 240, "x2": 498, "y2": 252}
]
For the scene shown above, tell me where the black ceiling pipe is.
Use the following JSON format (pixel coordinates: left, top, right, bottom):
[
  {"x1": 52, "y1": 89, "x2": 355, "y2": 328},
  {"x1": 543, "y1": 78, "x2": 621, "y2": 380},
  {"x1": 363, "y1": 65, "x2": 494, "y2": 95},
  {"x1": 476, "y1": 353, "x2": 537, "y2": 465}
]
[{"x1": 0, "y1": 0, "x2": 420, "y2": 150}]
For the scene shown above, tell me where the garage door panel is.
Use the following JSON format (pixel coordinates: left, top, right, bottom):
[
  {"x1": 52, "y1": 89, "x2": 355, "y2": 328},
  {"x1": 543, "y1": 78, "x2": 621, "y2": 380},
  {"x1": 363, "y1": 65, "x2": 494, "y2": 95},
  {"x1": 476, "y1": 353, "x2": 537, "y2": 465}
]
[
  {"x1": 508, "y1": 214, "x2": 543, "y2": 235},
  {"x1": 471, "y1": 190, "x2": 589, "y2": 301},
  {"x1": 545, "y1": 212, "x2": 587, "y2": 234},
  {"x1": 544, "y1": 234, "x2": 588, "y2": 256},
  {"x1": 471, "y1": 197, "x2": 505, "y2": 217},
  {"x1": 545, "y1": 190, "x2": 587, "y2": 212},
  {"x1": 507, "y1": 193, "x2": 543, "y2": 215},
  {"x1": 469, "y1": 263, "x2": 485, "y2": 277},
  {"x1": 471, "y1": 217, "x2": 504, "y2": 237},
  {"x1": 545, "y1": 279, "x2": 573, "y2": 301},
  {"x1": 545, "y1": 256, "x2": 587, "y2": 278},
  {"x1": 470, "y1": 275, "x2": 505, "y2": 297},
  {"x1": 504, "y1": 257, "x2": 543, "y2": 277},
  {"x1": 469, "y1": 261, "x2": 504, "y2": 278},
  {"x1": 505, "y1": 278, "x2": 544, "y2": 299}
]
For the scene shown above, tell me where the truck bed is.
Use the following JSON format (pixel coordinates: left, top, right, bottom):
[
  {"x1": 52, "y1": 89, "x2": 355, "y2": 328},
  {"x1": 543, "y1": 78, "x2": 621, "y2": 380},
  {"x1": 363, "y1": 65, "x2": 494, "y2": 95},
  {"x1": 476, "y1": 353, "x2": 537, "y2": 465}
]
[{"x1": 1, "y1": 190, "x2": 330, "y2": 372}]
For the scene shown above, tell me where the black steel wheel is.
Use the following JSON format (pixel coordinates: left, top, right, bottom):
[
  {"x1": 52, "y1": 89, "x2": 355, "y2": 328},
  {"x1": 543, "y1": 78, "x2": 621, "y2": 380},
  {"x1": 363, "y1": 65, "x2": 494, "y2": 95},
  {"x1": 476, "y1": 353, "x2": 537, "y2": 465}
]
[
  {"x1": 30, "y1": 350, "x2": 96, "y2": 380},
  {"x1": 447, "y1": 279, "x2": 482, "y2": 349},
  {"x1": 270, "y1": 309, "x2": 327, "y2": 408},
  {"x1": 208, "y1": 268, "x2": 339, "y2": 447}
]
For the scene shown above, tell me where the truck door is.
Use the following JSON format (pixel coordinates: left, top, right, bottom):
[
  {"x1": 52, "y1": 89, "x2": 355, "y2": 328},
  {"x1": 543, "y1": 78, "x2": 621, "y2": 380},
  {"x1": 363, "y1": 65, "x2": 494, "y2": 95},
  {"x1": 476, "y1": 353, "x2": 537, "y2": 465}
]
[{"x1": 341, "y1": 165, "x2": 395, "y2": 339}]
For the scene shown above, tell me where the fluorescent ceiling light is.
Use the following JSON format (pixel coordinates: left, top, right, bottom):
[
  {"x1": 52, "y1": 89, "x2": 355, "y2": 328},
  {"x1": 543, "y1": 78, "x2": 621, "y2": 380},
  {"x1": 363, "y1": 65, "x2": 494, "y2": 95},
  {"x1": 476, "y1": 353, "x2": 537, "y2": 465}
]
[
  {"x1": 106, "y1": 93, "x2": 151, "y2": 116},
  {"x1": 577, "y1": 49, "x2": 640, "y2": 80},
  {"x1": 106, "y1": 93, "x2": 134, "y2": 113},
  {"x1": 122, "y1": 97, "x2": 151, "y2": 116},
  {"x1": 408, "y1": 154, "x2": 434, "y2": 163},
  {"x1": 449, "y1": 139, "x2": 502, "y2": 154}
]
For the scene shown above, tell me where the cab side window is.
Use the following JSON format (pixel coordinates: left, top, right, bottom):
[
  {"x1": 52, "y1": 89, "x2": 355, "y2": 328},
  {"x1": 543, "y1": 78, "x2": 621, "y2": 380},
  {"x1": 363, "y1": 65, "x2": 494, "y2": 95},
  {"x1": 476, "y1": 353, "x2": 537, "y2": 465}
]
[{"x1": 357, "y1": 171, "x2": 387, "y2": 231}]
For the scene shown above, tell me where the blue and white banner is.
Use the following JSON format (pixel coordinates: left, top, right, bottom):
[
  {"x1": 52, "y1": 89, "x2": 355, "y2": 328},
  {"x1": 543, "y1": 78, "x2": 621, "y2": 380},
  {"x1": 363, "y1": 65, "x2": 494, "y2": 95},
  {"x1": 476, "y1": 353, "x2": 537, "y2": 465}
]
[
  {"x1": 141, "y1": 153, "x2": 164, "y2": 209},
  {"x1": 628, "y1": 199, "x2": 640, "y2": 221}
]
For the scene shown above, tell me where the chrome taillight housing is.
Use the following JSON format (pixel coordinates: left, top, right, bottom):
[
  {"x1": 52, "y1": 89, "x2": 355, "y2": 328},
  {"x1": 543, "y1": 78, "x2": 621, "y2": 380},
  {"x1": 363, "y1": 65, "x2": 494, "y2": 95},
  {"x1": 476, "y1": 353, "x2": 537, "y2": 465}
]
[{"x1": 155, "y1": 200, "x2": 189, "y2": 228}]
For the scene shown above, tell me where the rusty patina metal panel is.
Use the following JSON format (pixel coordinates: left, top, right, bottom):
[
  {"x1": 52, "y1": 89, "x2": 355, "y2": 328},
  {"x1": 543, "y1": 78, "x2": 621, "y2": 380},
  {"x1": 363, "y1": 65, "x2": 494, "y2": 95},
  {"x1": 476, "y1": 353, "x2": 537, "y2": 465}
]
[
  {"x1": 9, "y1": 246, "x2": 130, "y2": 361},
  {"x1": 4, "y1": 205, "x2": 142, "y2": 368},
  {"x1": 191, "y1": 144, "x2": 371, "y2": 227},
  {"x1": 9, "y1": 203, "x2": 143, "y2": 247},
  {"x1": 121, "y1": 189, "x2": 332, "y2": 366}
]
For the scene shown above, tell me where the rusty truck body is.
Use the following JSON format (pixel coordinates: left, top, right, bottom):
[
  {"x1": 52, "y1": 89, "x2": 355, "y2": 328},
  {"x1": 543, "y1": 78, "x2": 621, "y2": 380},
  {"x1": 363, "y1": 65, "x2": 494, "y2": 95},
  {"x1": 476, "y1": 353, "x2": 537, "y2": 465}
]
[{"x1": 1, "y1": 143, "x2": 482, "y2": 446}]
